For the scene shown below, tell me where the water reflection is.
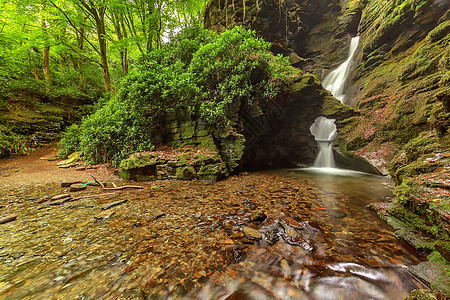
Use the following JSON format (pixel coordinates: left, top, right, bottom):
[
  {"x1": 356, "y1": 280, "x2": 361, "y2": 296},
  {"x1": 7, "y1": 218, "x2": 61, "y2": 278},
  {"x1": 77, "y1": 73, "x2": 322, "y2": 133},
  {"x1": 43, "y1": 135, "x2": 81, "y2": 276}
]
[{"x1": 193, "y1": 168, "x2": 425, "y2": 299}]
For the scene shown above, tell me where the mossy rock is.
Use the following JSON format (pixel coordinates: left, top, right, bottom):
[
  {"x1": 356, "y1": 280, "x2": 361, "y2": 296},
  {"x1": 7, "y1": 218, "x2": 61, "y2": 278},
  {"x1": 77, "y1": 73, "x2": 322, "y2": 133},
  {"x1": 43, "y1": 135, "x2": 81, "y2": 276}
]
[
  {"x1": 322, "y1": 96, "x2": 356, "y2": 126},
  {"x1": 175, "y1": 165, "x2": 197, "y2": 180},
  {"x1": 197, "y1": 164, "x2": 220, "y2": 181},
  {"x1": 57, "y1": 151, "x2": 81, "y2": 167},
  {"x1": 426, "y1": 20, "x2": 450, "y2": 43},
  {"x1": 406, "y1": 289, "x2": 447, "y2": 300},
  {"x1": 119, "y1": 153, "x2": 158, "y2": 171},
  {"x1": 119, "y1": 164, "x2": 157, "y2": 181}
]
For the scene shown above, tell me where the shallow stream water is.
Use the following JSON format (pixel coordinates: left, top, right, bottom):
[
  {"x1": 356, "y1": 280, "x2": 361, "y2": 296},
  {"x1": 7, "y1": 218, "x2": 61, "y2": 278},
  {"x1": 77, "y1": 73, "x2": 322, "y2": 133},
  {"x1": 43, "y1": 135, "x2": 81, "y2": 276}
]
[{"x1": 0, "y1": 169, "x2": 426, "y2": 299}]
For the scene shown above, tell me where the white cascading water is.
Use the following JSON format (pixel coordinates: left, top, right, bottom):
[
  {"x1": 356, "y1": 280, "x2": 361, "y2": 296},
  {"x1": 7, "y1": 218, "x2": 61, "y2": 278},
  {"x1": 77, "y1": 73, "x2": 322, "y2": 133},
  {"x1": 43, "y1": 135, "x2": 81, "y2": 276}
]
[
  {"x1": 322, "y1": 36, "x2": 360, "y2": 103},
  {"x1": 310, "y1": 116, "x2": 337, "y2": 168}
]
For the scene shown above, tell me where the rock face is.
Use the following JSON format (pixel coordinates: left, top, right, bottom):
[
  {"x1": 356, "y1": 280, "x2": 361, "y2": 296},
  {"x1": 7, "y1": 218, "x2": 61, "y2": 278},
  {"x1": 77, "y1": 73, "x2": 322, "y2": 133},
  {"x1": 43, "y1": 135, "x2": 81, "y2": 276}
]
[
  {"x1": 204, "y1": 0, "x2": 361, "y2": 74},
  {"x1": 241, "y1": 74, "x2": 327, "y2": 169},
  {"x1": 0, "y1": 94, "x2": 91, "y2": 155}
]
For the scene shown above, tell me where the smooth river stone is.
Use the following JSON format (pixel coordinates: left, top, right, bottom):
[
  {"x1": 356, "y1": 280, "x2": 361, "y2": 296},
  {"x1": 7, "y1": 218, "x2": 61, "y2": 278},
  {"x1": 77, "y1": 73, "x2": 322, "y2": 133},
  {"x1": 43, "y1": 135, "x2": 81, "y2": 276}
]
[
  {"x1": 243, "y1": 227, "x2": 262, "y2": 240},
  {"x1": 100, "y1": 199, "x2": 127, "y2": 210}
]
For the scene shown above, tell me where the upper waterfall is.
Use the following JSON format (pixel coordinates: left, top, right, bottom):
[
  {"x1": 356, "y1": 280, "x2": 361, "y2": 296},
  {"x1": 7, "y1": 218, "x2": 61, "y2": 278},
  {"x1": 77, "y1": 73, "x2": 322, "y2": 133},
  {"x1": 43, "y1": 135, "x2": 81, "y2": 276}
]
[{"x1": 322, "y1": 36, "x2": 360, "y2": 103}]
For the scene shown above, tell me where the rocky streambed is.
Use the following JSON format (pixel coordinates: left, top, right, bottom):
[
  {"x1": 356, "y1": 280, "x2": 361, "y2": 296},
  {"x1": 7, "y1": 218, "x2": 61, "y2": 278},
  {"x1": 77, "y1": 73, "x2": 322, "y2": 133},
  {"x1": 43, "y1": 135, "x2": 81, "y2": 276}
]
[{"x1": 0, "y1": 166, "x2": 433, "y2": 299}]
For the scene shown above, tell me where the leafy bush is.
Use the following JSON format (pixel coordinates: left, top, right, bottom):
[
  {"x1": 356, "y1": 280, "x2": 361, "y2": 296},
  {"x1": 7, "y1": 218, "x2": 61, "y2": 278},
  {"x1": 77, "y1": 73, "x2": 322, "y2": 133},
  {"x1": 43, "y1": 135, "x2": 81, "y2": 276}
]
[
  {"x1": 59, "y1": 25, "x2": 296, "y2": 166},
  {"x1": 0, "y1": 127, "x2": 29, "y2": 154}
]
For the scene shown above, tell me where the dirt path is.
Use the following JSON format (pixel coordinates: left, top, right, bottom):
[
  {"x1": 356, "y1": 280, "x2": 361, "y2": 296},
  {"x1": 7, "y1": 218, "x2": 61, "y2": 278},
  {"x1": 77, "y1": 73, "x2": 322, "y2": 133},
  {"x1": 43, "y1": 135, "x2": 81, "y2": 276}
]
[{"x1": 0, "y1": 144, "x2": 119, "y2": 189}]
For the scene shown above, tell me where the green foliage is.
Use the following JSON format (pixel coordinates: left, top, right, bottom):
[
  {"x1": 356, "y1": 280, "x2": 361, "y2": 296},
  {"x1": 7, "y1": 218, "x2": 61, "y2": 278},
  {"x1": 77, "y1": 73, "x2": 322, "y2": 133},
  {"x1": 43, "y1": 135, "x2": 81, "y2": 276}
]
[
  {"x1": 57, "y1": 124, "x2": 81, "y2": 158},
  {"x1": 0, "y1": 127, "x2": 29, "y2": 154},
  {"x1": 59, "y1": 26, "x2": 296, "y2": 166},
  {"x1": 59, "y1": 97, "x2": 154, "y2": 165}
]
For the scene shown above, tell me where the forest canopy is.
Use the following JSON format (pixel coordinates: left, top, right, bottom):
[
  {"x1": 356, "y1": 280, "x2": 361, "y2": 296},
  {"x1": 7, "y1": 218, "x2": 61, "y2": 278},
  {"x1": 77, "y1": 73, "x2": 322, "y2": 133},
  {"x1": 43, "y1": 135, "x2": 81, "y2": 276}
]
[{"x1": 0, "y1": 0, "x2": 208, "y2": 98}]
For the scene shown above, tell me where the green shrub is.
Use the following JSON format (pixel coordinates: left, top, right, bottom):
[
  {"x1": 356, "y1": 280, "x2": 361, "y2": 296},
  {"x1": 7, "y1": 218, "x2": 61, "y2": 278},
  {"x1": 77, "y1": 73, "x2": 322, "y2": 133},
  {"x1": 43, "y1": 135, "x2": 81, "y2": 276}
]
[
  {"x1": 59, "y1": 25, "x2": 296, "y2": 166},
  {"x1": 58, "y1": 124, "x2": 81, "y2": 158}
]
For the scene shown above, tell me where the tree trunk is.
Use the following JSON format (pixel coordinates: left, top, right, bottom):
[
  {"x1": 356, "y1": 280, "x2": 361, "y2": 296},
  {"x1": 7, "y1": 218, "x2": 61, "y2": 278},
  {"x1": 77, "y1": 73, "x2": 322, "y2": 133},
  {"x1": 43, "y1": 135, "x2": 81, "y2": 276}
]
[
  {"x1": 32, "y1": 68, "x2": 39, "y2": 80},
  {"x1": 96, "y1": 16, "x2": 112, "y2": 93},
  {"x1": 43, "y1": 46, "x2": 51, "y2": 92},
  {"x1": 77, "y1": 28, "x2": 86, "y2": 91},
  {"x1": 121, "y1": 51, "x2": 128, "y2": 77}
]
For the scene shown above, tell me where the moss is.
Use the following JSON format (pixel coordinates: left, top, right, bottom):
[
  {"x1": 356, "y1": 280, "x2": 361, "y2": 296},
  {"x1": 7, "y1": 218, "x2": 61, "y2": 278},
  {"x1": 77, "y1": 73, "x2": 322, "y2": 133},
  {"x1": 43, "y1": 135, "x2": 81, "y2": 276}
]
[
  {"x1": 322, "y1": 96, "x2": 356, "y2": 123},
  {"x1": 175, "y1": 165, "x2": 197, "y2": 180},
  {"x1": 119, "y1": 153, "x2": 158, "y2": 170},
  {"x1": 393, "y1": 160, "x2": 441, "y2": 185},
  {"x1": 198, "y1": 164, "x2": 220, "y2": 181},
  {"x1": 406, "y1": 289, "x2": 444, "y2": 300},
  {"x1": 426, "y1": 20, "x2": 450, "y2": 43},
  {"x1": 289, "y1": 74, "x2": 321, "y2": 94},
  {"x1": 388, "y1": 202, "x2": 449, "y2": 251}
]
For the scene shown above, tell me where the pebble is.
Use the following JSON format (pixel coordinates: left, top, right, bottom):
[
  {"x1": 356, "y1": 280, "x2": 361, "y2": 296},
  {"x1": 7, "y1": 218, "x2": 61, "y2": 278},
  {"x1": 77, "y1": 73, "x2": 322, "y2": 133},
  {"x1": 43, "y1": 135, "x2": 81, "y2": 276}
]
[{"x1": 0, "y1": 214, "x2": 17, "y2": 224}]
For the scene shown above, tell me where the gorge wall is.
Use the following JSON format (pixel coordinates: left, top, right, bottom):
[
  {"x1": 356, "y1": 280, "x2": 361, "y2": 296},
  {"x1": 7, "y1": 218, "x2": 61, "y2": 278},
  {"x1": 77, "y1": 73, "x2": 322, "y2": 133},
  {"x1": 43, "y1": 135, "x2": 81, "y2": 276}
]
[{"x1": 205, "y1": 0, "x2": 450, "y2": 293}]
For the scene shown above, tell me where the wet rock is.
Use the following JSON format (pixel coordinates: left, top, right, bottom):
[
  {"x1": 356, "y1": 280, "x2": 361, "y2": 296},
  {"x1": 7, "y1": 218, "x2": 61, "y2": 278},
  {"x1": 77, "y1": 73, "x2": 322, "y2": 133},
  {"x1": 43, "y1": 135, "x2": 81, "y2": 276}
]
[
  {"x1": 243, "y1": 227, "x2": 262, "y2": 240},
  {"x1": 279, "y1": 216, "x2": 306, "y2": 230},
  {"x1": 243, "y1": 199, "x2": 256, "y2": 210},
  {"x1": 223, "y1": 219, "x2": 237, "y2": 230},
  {"x1": 280, "y1": 259, "x2": 291, "y2": 274},
  {"x1": 117, "y1": 288, "x2": 145, "y2": 300},
  {"x1": 100, "y1": 199, "x2": 127, "y2": 210},
  {"x1": 63, "y1": 236, "x2": 73, "y2": 244},
  {"x1": 153, "y1": 213, "x2": 166, "y2": 220},
  {"x1": 94, "y1": 211, "x2": 115, "y2": 220},
  {"x1": 263, "y1": 229, "x2": 280, "y2": 244},
  {"x1": 49, "y1": 198, "x2": 71, "y2": 205},
  {"x1": 69, "y1": 185, "x2": 87, "y2": 192},
  {"x1": 281, "y1": 226, "x2": 313, "y2": 251},
  {"x1": 250, "y1": 210, "x2": 267, "y2": 222},
  {"x1": 61, "y1": 181, "x2": 82, "y2": 188},
  {"x1": 224, "y1": 290, "x2": 254, "y2": 300},
  {"x1": 328, "y1": 209, "x2": 347, "y2": 219}
]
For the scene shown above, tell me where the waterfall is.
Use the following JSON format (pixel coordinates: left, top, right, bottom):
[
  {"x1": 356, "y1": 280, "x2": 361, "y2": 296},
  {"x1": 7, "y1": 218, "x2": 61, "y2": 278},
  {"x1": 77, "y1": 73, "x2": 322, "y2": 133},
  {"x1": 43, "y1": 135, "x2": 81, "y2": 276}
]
[
  {"x1": 310, "y1": 117, "x2": 337, "y2": 168},
  {"x1": 322, "y1": 36, "x2": 360, "y2": 103}
]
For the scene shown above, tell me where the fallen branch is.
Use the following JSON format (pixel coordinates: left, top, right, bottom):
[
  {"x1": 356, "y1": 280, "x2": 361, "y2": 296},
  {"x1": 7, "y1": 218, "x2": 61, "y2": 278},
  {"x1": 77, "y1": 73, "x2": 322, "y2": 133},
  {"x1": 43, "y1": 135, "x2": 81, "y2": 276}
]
[
  {"x1": 90, "y1": 175, "x2": 143, "y2": 190},
  {"x1": 90, "y1": 175, "x2": 105, "y2": 189},
  {"x1": 102, "y1": 186, "x2": 144, "y2": 191}
]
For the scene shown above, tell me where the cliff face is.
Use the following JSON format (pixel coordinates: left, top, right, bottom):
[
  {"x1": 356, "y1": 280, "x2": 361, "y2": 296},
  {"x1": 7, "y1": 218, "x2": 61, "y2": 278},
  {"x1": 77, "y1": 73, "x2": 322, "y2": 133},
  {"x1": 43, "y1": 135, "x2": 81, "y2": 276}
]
[{"x1": 204, "y1": 0, "x2": 359, "y2": 74}]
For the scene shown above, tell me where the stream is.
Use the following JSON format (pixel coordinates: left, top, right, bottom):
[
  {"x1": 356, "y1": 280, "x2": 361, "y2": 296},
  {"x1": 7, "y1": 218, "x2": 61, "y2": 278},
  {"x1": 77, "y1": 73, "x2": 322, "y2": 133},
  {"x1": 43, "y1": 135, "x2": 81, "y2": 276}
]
[{"x1": 0, "y1": 169, "x2": 426, "y2": 299}]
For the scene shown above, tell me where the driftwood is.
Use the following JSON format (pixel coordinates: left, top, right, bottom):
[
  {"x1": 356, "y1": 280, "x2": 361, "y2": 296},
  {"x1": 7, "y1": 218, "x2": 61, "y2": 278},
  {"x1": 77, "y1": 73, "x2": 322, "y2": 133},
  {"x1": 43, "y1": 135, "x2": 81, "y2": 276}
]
[
  {"x1": 51, "y1": 194, "x2": 71, "y2": 200},
  {"x1": 90, "y1": 175, "x2": 105, "y2": 188},
  {"x1": 90, "y1": 175, "x2": 143, "y2": 190},
  {"x1": 0, "y1": 214, "x2": 17, "y2": 224},
  {"x1": 102, "y1": 186, "x2": 144, "y2": 190}
]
